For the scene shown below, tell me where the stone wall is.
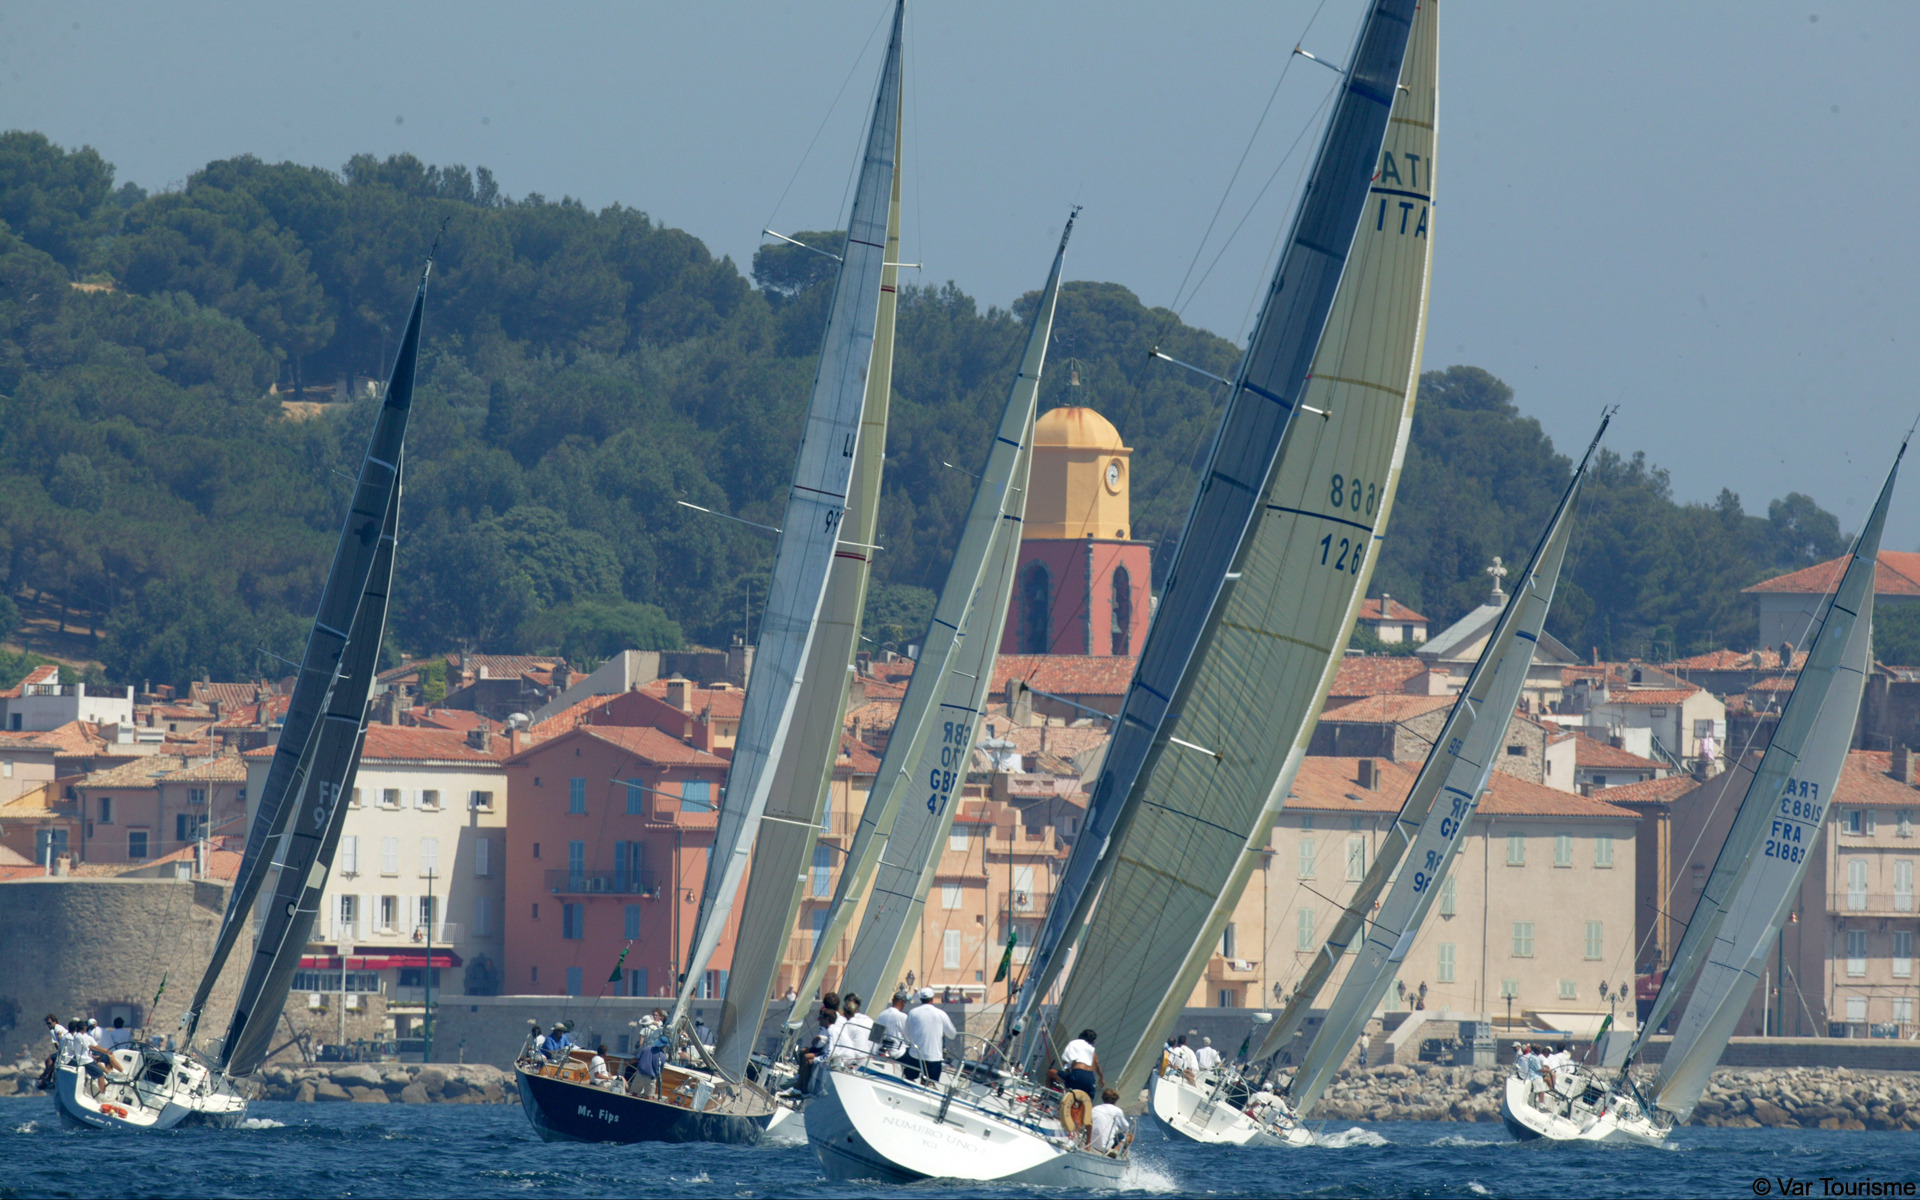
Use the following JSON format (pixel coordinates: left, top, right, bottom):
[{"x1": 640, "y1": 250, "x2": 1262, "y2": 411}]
[
  {"x1": 0, "y1": 1060, "x2": 514, "y2": 1103},
  {"x1": 0, "y1": 877, "x2": 246, "y2": 1063}
]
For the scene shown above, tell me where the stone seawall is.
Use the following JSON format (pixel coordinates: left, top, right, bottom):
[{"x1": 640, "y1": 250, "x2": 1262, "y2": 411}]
[{"x1": 0, "y1": 1061, "x2": 516, "y2": 1103}]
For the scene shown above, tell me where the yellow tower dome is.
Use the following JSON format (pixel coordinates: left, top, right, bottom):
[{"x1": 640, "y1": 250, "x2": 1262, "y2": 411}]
[{"x1": 1026, "y1": 406, "x2": 1133, "y2": 541}]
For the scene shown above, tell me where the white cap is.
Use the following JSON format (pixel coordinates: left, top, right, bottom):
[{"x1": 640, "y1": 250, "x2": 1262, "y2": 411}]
[{"x1": 919, "y1": 987, "x2": 936, "y2": 1001}]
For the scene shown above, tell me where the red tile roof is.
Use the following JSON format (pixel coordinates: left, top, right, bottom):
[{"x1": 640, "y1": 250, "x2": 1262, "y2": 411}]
[
  {"x1": 638, "y1": 678, "x2": 746, "y2": 721},
  {"x1": 838, "y1": 735, "x2": 881, "y2": 774},
  {"x1": 1283, "y1": 755, "x2": 1638, "y2": 820},
  {"x1": 360, "y1": 726, "x2": 511, "y2": 764},
  {"x1": 1328, "y1": 656, "x2": 1432, "y2": 698},
  {"x1": 1666, "y1": 648, "x2": 1806, "y2": 672},
  {"x1": 1839, "y1": 750, "x2": 1920, "y2": 808},
  {"x1": 1744, "y1": 551, "x2": 1920, "y2": 597},
  {"x1": 1572, "y1": 733, "x2": 1664, "y2": 771},
  {"x1": 134, "y1": 835, "x2": 244, "y2": 881},
  {"x1": 1594, "y1": 687, "x2": 1702, "y2": 706},
  {"x1": 1479, "y1": 772, "x2": 1640, "y2": 820},
  {"x1": 991, "y1": 655, "x2": 1136, "y2": 699},
  {"x1": 1590, "y1": 775, "x2": 1701, "y2": 807},
  {"x1": 187, "y1": 680, "x2": 278, "y2": 709},
  {"x1": 410, "y1": 707, "x2": 492, "y2": 733},
  {"x1": 1319, "y1": 693, "x2": 1455, "y2": 724},
  {"x1": 0, "y1": 664, "x2": 62, "y2": 698},
  {"x1": 1358, "y1": 596, "x2": 1428, "y2": 623},
  {"x1": 508, "y1": 724, "x2": 728, "y2": 769},
  {"x1": 1748, "y1": 676, "x2": 1797, "y2": 692}
]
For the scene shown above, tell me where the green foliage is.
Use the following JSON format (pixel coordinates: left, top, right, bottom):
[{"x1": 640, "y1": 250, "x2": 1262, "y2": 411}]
[
  {"x1": 416, "y1": 658, "x2": 447, "y2": 705},
  {"x1": 861, "y1": 582, "x2": 935, "y2": 651},
  {"x1": 522, "y1": 599, "x2": 683, "y2": 666},
  {"x1": 0, "y1": 647, "x2": 53, "y2": 691},
  {"x1": 1873, "y1": 603, "x2": 1920, "y2": 668},
  {"x1": 1345, "y1": 625, "x2": 1422, "y2": 657}
]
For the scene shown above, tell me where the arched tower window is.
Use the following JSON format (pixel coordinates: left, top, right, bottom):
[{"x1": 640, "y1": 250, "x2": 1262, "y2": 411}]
[
  {"x1": 1110, "y1": 566, "x2": 1133, "y2": 656},
  {"x1": 1021, "y1": 562, "x2": 1052, "y2": 654}
]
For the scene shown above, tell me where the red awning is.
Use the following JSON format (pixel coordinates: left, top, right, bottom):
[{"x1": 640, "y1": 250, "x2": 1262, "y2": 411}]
[{"x1": 298, "y1": 950, "x2": 462, "y2": 971}]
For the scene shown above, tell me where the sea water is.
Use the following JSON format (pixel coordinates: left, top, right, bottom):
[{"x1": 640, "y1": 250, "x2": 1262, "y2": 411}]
[{"x1": 1, "y1": 1099, "x2": 1915, "y2": 1198}]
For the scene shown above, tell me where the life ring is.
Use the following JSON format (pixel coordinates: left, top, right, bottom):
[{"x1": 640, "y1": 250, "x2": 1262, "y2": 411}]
[{"x1": 99, "y1": 1103, "x2": 129, "y2": 1118}]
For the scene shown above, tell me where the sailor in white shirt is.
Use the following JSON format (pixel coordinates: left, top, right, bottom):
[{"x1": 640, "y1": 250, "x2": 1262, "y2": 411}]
[
  {"x1": 872, "y1": 991, "x2": 911, "y2": 1060},
  {"x1": 903, "y1": 988, "x2": 957, "y2": 1085},
  {"x1": 1058, "y1": 1030, "x2": 1102, "y2": 1098},
  {"x1": 1194, "y1": 1034, "x2": 1221, "y2": 1072},
  {"x1": 1087, "y1": 1088, "x2": 1133, "y2": 1156},
  {"x1": 1166, "y1": 1035, "x2": 1200, "y2": 1084},
  {"x1": 589, "y1": 1045, "x2": 614, "y2": 1085},
  {"x1": 829, "y1": 994, "x2": 876, "y2": 1066}
]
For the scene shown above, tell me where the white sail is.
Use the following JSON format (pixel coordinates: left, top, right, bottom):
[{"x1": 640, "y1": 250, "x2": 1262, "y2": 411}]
[
  {"x1": 713, "y1": 75, "x2": 904, "y2": 1079},
  {"x1": 1043, "y1": 0, "x2": 1437, "y2": 1096},
  {"x1": 1644, "y1": 452, "x2": 1898, "y2": 1119},
  {"x1": 795, "y1": 216, "x2": 1075, "y2": 1013},
  {"x1": 672, "y1": 1, "x2": 903, "y2": 1031},
  {"x1": 1286, "y1": 417, "x2": 1603, "y2": 1113}
]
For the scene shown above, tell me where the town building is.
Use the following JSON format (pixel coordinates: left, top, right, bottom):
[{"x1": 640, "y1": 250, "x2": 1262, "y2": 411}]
[
  {"x1": 72, "y1": 753, "x2": 248, "y2": 866},
  {"x1": 1356, "y1": 594, "x2": 1429, "y2": 645},
  {"x1": 1744, "y1": 551, "x2": 1920, "y2": 653},
  {"x1": 1416, "y1": 563, "x2": 1581, "y2": 712},
  {"x1": 0, "y1": 666, "x2": 134, "y2": 732}
]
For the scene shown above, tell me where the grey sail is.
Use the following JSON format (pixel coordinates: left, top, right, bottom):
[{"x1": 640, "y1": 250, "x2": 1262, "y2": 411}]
[
  {"x1": 1284, "y1": 417, "x2": 1603, "y2": 1113},
  {"x1": 1640, "y1": 449, "x2": 1899, "y2": 1118},
  {"x1": 671, "y1": 0, "x2": 903, "y2": 1033},
  {"x1": 1011, "y1": 0, "x2": 1427, "y2": 1047}
]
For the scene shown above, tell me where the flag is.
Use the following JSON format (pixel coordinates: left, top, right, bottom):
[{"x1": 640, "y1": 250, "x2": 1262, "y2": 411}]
[
  {"x1": 1594, "y1": 1012, "x2": 1612, "y2": 1041},
  {"x1": 992, "y1": 926, "x2": 1018, "y2": 984},
  {"x1": 151, "y1": 971, "x2": 168, "y2": 1016},
  {"x1": 608, "y1": 945, "x2": 629, "y2": 985}
]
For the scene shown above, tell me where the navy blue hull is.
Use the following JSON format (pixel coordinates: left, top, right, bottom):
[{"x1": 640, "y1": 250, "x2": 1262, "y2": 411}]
[{"x1": 515, "y1": 1068, "x2": 770, "y2": 1145}]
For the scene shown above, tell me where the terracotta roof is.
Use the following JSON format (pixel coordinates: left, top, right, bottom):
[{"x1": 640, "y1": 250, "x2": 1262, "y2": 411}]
[
  {"x1": 79, "y1": 755, "x2": 245, "y2": 788},
  {"x1": 132, "y1": 835, "x2": 244, "y2": 881},
  {"x1": 0, "y1": 664, "x2": 62, "y2": 698},
  {"x1": 991, "y1": 655, "x2": 1136, "y2": 699},
  {"x1": 998, "y1": 725, "x2": 1110, "y2": 763},
  {"x1": 1319, "y1": 693, "x2": 1455, "y2": 724},
  {"x1": 1283, "y1": 756, "x2": 1638, "y2": 821},
  {"x1": 853, "y1": 675, "x2": 909, "y2": 702},
  {"x1": 150, "y1": 704, "x2": 213, "y2": 720},
  {"x1": 1590, "y1": 775, "x2": 1701, "y2": 807},
  {"x1": 1838, "y1": 750, "x2": 1920, "y2": 808},
  {"x1": 637, "y1": 678, "x2": 746, "y2": 721},
  {"x1": 0, "y1": 731, "x2": 63, "y2": 752},
  {"x1": 409, "y1": 707, "x2": 492, "y2": 733},
  {"x1": 0, "y1": 782, "x2": 68, "y2": 819},
  {"x1": 844, "y1": 699, "x2": 901, "y2": 732},
  {"x1": 1572, "y1": 734, "x2": 1664, "y2": 771},
  {"x1": 1328, "y1": 656, "x2": 1432, "y2": 698},
  {"x1": 1358, "y1": 596, "x2": 1428, "y2": 623},
  {"x1": 1478, "y1": 771, "x2": 1640, "y2": 820},
  {"x1": 1666, "y1": 648, "x2": 1806, "y2": 672},
  {"x1": 1744, "y1": 551, "x2": 1920, "y2": 597},
  {"x1": 508, "y1": 724, "x2": 728, "y2": 769},
  {"x1": 838, "y1": 735, "x2": 881, "y2": 774},
  {"x1": 445, "y1": 653, "x2": 562, "y2": 678},
  {"x1": 187, "y1": 680, "x2": 278, "y2": 709},
  {"x1": 166, "y1": 755, "x2": 247, "y2": 782},
  {"x1": 31, "y1": 720, "x2": 115, "y2": 756},
  {"x1": 1593, "y1": 687, "x2": 1702, "y2": 706},
  {"x1": 1748, "y1": 676, "x2": 1797, "y2": 692},
  {"x1": 360, "y1": 726, "x2": 510, "y2": 764},
  {"x1": 531, "y1": 694, "x2": 613, "y2": 734}
]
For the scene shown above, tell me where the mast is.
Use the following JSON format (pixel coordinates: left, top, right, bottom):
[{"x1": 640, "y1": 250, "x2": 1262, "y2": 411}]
[
  {"x1": 1018, "y1": 0, "x2": 1434, "y2": 1096},
  {"x1": 1635, "y1": 446, "x2": 1900, "y2": 1118},
  {"x1": 712, "y1": 51, "x2": 904, "y2": 1077},
  {"x1": 183, "y1": 261, "x2": 430, "y2": 1050},
  {"x1": 670, "y1": 0, "x2": 903, "y2": 1039},
  {"x1": 1283, "y1": 414, "x2": 1605, "y2": 1113}
]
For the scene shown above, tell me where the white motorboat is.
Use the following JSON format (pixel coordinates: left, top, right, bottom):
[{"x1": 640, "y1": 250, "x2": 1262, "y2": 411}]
[
  {"x1": 1498, "y1": 1066, "x2": 1664, "y2": 1146},
  {"x1": 51, "y1": 1046, "x2": 247, "y2": 1131},
  {"x1": 1150, "y1": 1067, "x2": 1311, "y2": 1149}
]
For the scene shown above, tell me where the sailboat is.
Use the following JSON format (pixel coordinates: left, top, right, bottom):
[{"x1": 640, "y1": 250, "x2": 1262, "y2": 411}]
[
  {"x1": 513, "y1": 0, "x2": 903, "y2": 1146},
  {"x1": 51, "y1": 261, "x2": 431, "y2": 1130},
  {"x1": 1502, "y1": 440, "x2": 1903, "y2": 1145},
  {"x1": 799, "y1": 213, "x2": 1082, "y2": 1184},
  {"x1": 1149, "y1": 412, "x2": 1608, "y2": 1148},
  {"x1": 811, "y1": 0, "x2": 1435, "y2": 1182}
]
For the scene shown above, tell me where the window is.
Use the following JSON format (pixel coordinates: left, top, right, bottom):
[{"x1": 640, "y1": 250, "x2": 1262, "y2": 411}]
[
  {"x1": 1893, "y1": 931, "x2": 1912, "y2": 979},
  {"x1": 568, "y1": 840, "x2": 586, "y2": 885},
  {"x1": 1110, "y1": 566, "x2": 1133, "y2": 656},
  {"x1": 351, "y1": 788, "x2": 363, "y2": 808},
  {"x1": 1013, "y1": 865, "x2": 1035, "y2": 911},
  {"x1": 1896, "y1": 997, "x2": 1915, "y2": 1025},
  {"x1": 1437, "y1": 942, "x2": 1456, "y2": 983},
  {"x1": 380, "y1": 895, "x2": 398, "y2": 933},
  {"x1": 1595, "y1": 835, "x2": 1614, "y2": 868},
  {"x1": 419, "y1": 837, "x2": 439, "y2": 877},
  {"x1": 631, "y1": 968, "x2": 648, "y2": 998},
  {"x1": 1506, "y1": 745, "x2": 1526, "y2": 757},
  {"x1": 1296, "y1": 908, "x2": 1316, "y2": 952},
  {"x1": 950, "y1": 828, "x2": 970, "y2": 852},
  {"x1": 175, "y1": 813, "x2": 206, "y2": 842},
  {"x1": 381, "y1": 837, "x2": 399, "y2": 876},
  {"x1": 944, "y1": 929, "x2": 963, "y2": 970},
  {"x1": 382, "y1": 788, "x2": 401, "y2": 809},
  {"x1": 624, "y1": 904, "x2": 641, "y2": 940},
  {"x1": 1020, "y1": 562, "x2": 1052, "y2": 654},
  {"x1": 97, "y1": 796, "x2": 112, "y2": 824},
  {"x1": 568, "y1": 778, "x2": 586, "y2": 815},
  {"x1": 188, "y1": 787, "x2": 206, "y2": 806},
  {"x1": 1218, "y1": 989, "x2": 1237, "y2": 1008},
  {"x1": 1585, "y1": 920, "x2": 1603, "y2": 960},
  {"x1": 1848, "y1": 859, "x2": 1869, "y2": 910},
  {"x1": 1346, "y1": 838, "x2": 1366, "y2": 881},
  {"x1": 942, "y1": 885, "x2": 963, "y2": 910},
  {"x1": 1553, "y1": 835, "x2": 1573, "y2": 868},
  {"x1": 1438, "y1": 874, "x2": 1457, "y2": 917},
  {"x1": 681, "y1": 780, "x2": 712, "y2": 812},
  {"x1": 37, "y1": 827, "x2": 70, "y2": 863},
  {"x1": 1350, "y1": 816, "x2": 1364, "y2": 832},
  {"x1": 474, "y1": 896, "x2": 491, "y2": 937},
  {"x1": 812, "y1": 845, "x2": 832, "y2": 898},
  {"x1": 1559, "y1": 979, "x2": 1578, "y2": 1000},
  {"x1": 342, "y1": 836, "x2": 359, "y2": 875},
  {"x1": 811, "y1": 907, "x2": 829, "y2": 946},
  {"x1": 1896, "y1": 860, "x2": 1914, "y2": 911},
  {"x1": 1867, "y1": 811, "x2": 1879, "y2": 836},
  {"x1": 531, "y1": 903, "x2": 539, "y2": 920},
  {"x1": 1901, "y1": 813, "x2": 1914, "y2": 839},
  {"x1": 626, "y1": 780, "x2": 646, "y2": 815},
  {"x1": 420, "y1": 790, "x2": 440, "y2": 811},
  {"x1": 1846, "y1": 996, "x2": 1867, "y2": 1022},
  {"x1": 1298, "y1": 838, "x2": 1316, "y2": 879},
  {"x1": 1221, "y1": 922, "x2": 1237, "y2": 959},
  {"x1": 469, "y1": 789, "x2": 493, "y2": 811},
  {"x1": 1500, "y1": 978, "x2": 1519, "y2": 1000},
  {"x1": 1507, "y1": 835, "x2": 1526, "y2": 866},
  {"x1": 339, "y1": 895, "x2": 356, "y2": 936},
  {"x1": 474, "y1": 837, "x2": 491, "y2": 877},
  {"x1": 563, "y1": 903, "x2": 584, "y2": 940},
  {"x1": 566, "y1": 967, "x2": 582, "y2": 997},
  {"x1": 1512, "y1": 922, "x2": 1535, "y2": 957},
  {"x1": 1847, "y1": 929, "x2": 1867, "y2": 977},
  {"x1": 1843, "y1": 809, "x2": 1865, "y2": 835},
  {"x1": 418, "y1": 895, "x2": 435, "y2": 933}
]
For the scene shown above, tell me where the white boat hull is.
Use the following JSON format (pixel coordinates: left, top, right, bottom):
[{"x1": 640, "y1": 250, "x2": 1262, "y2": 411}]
[
  {"x1": 1499, "y1": 1074, "x2": 1667, "y2": 1146},
  {"x1": 808, "y1": 1064, "x2": 1129, "y2": 1186},
  {"x1": 1150, "y1": 1070, "x2": 1312, "y2": 1148},
  {"x1": 51, "y1": 1049, "x2": 247, "y2": 1131}
]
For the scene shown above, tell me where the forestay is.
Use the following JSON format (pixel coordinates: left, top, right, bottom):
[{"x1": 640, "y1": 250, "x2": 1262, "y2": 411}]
[
  {"x1": 1645, "y1": 449, "x2": 1899, "y2": 1119},
  {"x1": 672, "y1": 2, "x2": 904, "y2": 1032},
  {"x1": 1286, "y1": 416, "x2": 1603, "y2": 1114},
  {"x1": 1042, "y1": 0, "x2": 1436, "y2": 1096},
  {"x1": 714, "y1": 75, "x2": 903, "y2": 1079}
]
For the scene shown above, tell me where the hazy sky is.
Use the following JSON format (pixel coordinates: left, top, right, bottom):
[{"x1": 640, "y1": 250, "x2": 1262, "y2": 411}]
[{"x1": 7, "y1": 1, "x2": 1918, "y2": 547}]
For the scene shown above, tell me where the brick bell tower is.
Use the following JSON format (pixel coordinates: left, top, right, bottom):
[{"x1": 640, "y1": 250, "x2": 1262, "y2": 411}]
[{"x1": 1002, "y1": 404, "x2": 1152, "y2": 657}]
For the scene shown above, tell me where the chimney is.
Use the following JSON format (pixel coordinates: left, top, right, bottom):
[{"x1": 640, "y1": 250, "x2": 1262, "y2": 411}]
[
  {"x1": 1357, "y1": 758, "x2": 1377, "y2": 790},
  {"x1": 1894, "y1": 744, "x2": 1914, "y2": 786},
  {"x1": 666, "y1": 676, "x2": 692, "y2": 713},
  {"x1": 467, "y1": 725, "x2": 490, "y2": 751}
]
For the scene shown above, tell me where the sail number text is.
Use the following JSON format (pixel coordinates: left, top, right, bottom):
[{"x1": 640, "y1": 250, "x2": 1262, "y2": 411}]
[
  {"x1": 1373, "y1": 152, "x2": 1430, "y2": 238},
  {"x1": 927, "y1": 719, "x2": 972, "y2": 814},
  {"x1": 1412, "y1": 795, "x2": 1475, "y2": 893},
  {"x1": 1767, "y1": 778, "x2": 1823, "y2": 863},
  {"x1": 1329, "y1": 474, "x2": 1378, "y2": 516}
]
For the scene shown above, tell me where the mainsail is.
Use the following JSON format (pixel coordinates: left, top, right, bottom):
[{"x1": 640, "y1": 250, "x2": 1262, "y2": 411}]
[
  {"x1": 184, "y1": 265, "x2": 430, "y2": 1049},
  {"x1": 671, "y1": 1, "x2": 903, "y2": 1034},
  {"x1": 713, "y1": 80, "x2": 904, "y2": 1078},
  {"x1": 1284, "y1": 416, "x2": 1604, "y2": 1113},
  {"x1": 1638, "y1": 448, "x2": 1900, "y2": 1119},
  {"x1": 826, "y1": 217, "x2": 1075, "y2": 1008},
  {"x1": 1627, "y1": 451, "x2": 1899, "y2": 1068},
  {"x1": 1028, "y1": 0, "x2": 1435, "y2": 1094}
]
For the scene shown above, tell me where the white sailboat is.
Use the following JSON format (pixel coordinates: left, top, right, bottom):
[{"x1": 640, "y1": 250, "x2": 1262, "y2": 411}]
[
  {"x1": 1502, "y1": 441, "x2": 1904, "y2": 1145},
  {"x1": 513, "y1": 1, "x2": 903, "y2": 1146},
  {"x1": 53, "y1": 262, "x2": 430, "y2": 1130}
]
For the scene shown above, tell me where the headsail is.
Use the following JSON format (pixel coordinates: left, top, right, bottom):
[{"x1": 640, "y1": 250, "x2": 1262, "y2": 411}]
[
  {"x1": 670, "y1": 1, "x2": 903, "y2": 1035},
  {"x1": 1012, "y1": 0, "x2": 1430, "y2": 1054},
  {"x1": 1640, "y1": 447, "x2": 1900, "y2": 1118},
  {"x1": 1284, "y1": 415, "x2": 1605, "y2": 1113},
  {"x1": 1029, "y1": 0, "x2": 1436, "y2": 1095},
  {"x1": 713, "y1": 75, "x2": 904, "y2": 1078}
]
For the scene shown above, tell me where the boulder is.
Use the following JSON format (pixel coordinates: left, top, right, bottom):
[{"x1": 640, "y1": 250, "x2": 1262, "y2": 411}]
[
  {"x1": 478, "y1": 1083, "x2": 506, "y2": 1104},
  {"x1": 398, "y1": 1083, "x2": 431, "y2": 1104},
  {"x1": 416, "y1": 1068, "x2": 448, "y2": 1096},
  {"x1": 312, "y1": 1080, "x2": 351, "y2": 1102},
  {"x1": 440, "y1": 1076, "x2": 473, "y2": 1099},
  {"x1": 295, "y1": 1080, "x2": 318, "y2": 1103},
  {"x1": 1749, "y1": 1100, "x2": 1792, "y2": 1127},
  {"x1": 331, "y1": 1064, "x2": 383, "y2": 1089},
  {"x1": 347, "y1": 1086, "x2": 389, "y2": 1103}
]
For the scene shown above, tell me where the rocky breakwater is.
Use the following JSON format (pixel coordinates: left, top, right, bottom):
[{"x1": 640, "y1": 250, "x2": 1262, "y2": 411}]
[
  {"x1": 254, "y1": 1063, "x2": 516, "y2": 1103},
  {"x1": 1306, "y1": 1063, "x2": 1920, "y2": 1129}
]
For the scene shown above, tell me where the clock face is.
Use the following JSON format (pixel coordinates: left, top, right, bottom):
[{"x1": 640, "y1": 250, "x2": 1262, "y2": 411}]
[{"x1": 1105, "y1": 461, "x2": 1121, "y2": 489}]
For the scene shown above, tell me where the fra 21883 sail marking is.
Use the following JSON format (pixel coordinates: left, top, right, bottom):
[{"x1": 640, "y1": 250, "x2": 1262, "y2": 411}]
[{"x1": 1766, "y1": 779, "x2": 1824, "y2": 862}]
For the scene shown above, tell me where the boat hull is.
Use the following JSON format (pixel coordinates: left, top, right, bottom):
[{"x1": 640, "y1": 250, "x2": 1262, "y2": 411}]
[
  {"x1": 1149, "y1": 1070, "x2": 1312, "y2": 1148},
  {"x1": 50, "y1": 1051, "x2": 247, "y2": 1131},
  {"x1": 514, "y1": 1066, "x2": 774, "y2": 1145},
  {"x1": 1499, "y1": 1075, "x2": 1667, "y2": 1146},
  {"x1": 807, "y1": 1065, "x2": 1129, "y2": 1186}
]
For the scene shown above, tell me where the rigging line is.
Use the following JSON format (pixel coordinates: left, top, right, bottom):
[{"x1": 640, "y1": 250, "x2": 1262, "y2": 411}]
[
  {"x1": 761, "y1": 0, "x2": 892, "y2": 237},
  {"x1": 1210, "y1": 84, "x2": 1341, "y2": 337}
]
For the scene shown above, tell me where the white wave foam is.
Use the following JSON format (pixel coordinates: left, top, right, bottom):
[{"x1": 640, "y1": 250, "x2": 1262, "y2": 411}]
[
  {"x1": 240, "y1": 1118, "x2": 286, "y2": 1129},
  {"x1": 1431, "y1": 1134, "x2": 1504, "y2": 1147},
  {"x1": 1119, "y1": 1156, "x2": 1182, "y2": 1193},
  {"x1": 1313, "y1": 1126, "x2": 1389, "y2": 1148},
  {"x1": 1468, "y1": 1182, "x2": 1490, "y2": 1196},
  {"x1": 13, "y1": 1120, "x2": 40, "y2": 1134},
  {"x1": 676, "y1": 1174, "x2": 712, "y2": 1185}
]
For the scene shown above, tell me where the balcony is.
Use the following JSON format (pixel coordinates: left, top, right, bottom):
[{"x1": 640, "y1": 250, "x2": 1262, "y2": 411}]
[
  {"x1": 1830, "y1": 892, "x2": 1917, "y2": 916},
  {"x1": 546, "y1": 869, "x2": 659, "y2": 896},
  {"x1": 1207, "y1": 956, "x2": 1262, "y2": 984}
]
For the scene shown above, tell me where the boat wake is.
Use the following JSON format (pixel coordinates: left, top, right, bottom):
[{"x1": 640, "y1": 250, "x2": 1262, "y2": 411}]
[
  {"x1": 1430, "y1": 1133, "x2": 1506, "y2": 1147},
  {"x1": 240, "y1": 1118, "x2": 286, "y2": 1129},
  {"x1": 1117, "y1": 1155, "x2": 1182, "y2": 1193},
  {"x1": 1312, "y1": 1127, "x2": 1389, "y2": 1149},
  {"x1": 1467, "y1": 1181, "x2": 1490, "y2": 1195},
  {"x1": 13, "y1": 1120, "x2": 41, "y2": 1134}
]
